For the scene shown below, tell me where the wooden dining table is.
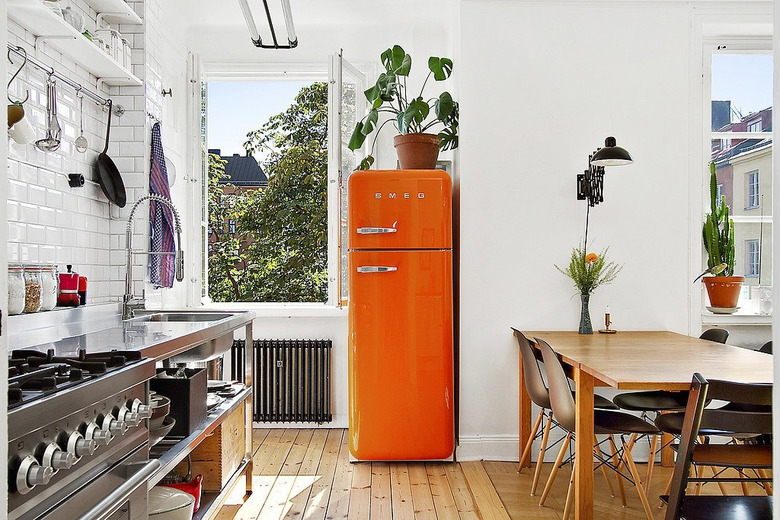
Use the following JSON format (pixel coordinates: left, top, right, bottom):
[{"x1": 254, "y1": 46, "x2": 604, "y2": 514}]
[{"x1": 518, "y1": 331, "x2": 774, "y2": 520}]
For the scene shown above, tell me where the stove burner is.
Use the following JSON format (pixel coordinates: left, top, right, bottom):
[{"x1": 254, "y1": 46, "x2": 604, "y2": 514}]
[{"x1": 8, "y1": 348, "x2": 142, "y2": 409}]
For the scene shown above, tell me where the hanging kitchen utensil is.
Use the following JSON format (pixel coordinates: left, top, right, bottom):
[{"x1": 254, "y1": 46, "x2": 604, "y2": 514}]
[
  {"x1": 95, "y1": 99, "x2": 127, "y2": 207},
  {"x1": 75, "y1": 89, "x2": 88, "y2": 153},
  {"x1": 7, "y1": 46, "x2": 29, "y2": 128},
  {"x1": 35, "y1": 76, "x2": 62, "y2": 152}
]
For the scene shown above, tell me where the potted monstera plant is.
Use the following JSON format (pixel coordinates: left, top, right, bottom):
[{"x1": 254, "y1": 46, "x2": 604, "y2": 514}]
[
  {"x1": 701, "y1": 161, "x2": 744, "y2": 311},
  {"x1": 348, "y1": 45, "x2": 458, "y2": 170}
]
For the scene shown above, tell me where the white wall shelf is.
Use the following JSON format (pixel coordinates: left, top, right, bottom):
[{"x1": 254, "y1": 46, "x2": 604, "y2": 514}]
[
  {"x1": 8, "y1": 0, "x2": 142, "y2": 86},
  {"x1": 83, "y1": 0, "x2": 143, "y2": 26}
]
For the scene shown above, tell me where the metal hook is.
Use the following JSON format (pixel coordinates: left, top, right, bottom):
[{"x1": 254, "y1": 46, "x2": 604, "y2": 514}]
[{"x1": 7, "y1": 46, "x2": 29, "y2": 105}]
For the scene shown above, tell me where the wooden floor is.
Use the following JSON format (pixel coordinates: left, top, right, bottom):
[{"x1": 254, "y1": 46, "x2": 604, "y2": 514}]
[{"x1": 214, "y1": 429, "x2": 761, "y2": 519}]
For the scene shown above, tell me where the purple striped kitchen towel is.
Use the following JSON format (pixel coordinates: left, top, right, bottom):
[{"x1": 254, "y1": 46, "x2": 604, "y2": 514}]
[{"x1": 149, "y1": 122, "x2": 176, "y2": 288}]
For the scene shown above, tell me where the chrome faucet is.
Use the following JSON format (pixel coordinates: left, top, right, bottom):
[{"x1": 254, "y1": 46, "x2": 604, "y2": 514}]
[{"x1": 123, "y1": 194, "x2": 184, "y2": 320}]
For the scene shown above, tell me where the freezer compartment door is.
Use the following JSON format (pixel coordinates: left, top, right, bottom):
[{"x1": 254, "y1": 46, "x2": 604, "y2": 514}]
[
  {"x1": 348, "y1": 169, "x2": 452, "y2": 250},
  {"x1": 348, "y1": 250, "x2": 454, "y2": 460}
]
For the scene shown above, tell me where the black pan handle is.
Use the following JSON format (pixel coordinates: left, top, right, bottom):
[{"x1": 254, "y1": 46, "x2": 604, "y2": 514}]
[{"x1": 102, "y1": 99, "x2": 112, "y2": 155}]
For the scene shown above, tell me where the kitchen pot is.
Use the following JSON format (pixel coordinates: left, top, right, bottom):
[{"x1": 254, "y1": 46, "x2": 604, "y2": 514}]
[
  {"x1": 149, "y1": 486, "x2": 195, "y2": 520},
  {"x1": 150, "y1": 395, "x2": 171, "y2": 430},
  {"x1": 162, "y1": 475, "x2": 203, "y2": 512},
  {"x1": 149, "y1": 416, "x2": 176, "y2": 447}
]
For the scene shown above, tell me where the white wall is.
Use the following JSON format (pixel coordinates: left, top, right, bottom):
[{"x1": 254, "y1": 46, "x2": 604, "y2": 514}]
[
  {"x1": 457, "y1": 0, "x2": 693, "y2": 459},
  {"x1": 772, "y1": 0, "x2": 779, "y2": 512}
]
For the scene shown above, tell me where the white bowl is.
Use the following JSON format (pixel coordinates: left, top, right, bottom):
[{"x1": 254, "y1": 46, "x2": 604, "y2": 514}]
[{"x1": 149, "y1": 486, "x2": 195, "y2": 520}]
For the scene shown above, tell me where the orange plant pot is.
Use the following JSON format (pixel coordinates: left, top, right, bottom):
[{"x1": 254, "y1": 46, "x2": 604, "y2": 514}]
[
  {"x1": 702, "y1": 276, "x2": 744, "y2": 308},
  {"x1": 394, "y1": 133, "x2": 441, "y2": 169}
]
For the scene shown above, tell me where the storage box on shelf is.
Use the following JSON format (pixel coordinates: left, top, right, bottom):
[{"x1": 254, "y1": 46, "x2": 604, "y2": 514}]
[
  {"x1": 151, "y1": 368, "x2": 208, "y2": 438},
  {"x1": 7, "y1": 0, "x2": 142, "y2": 86},
  {"x1": 177, "y1": 405, "x2": 246, "y2": 493}
]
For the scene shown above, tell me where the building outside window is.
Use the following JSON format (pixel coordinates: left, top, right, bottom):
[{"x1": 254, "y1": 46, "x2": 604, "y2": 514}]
[
  {"x1": 746, "y1": 170, "x2": 759, "y2": 209},
  {"x1": 709, "y1": 48, "x2": 772, "y2": 299},
  {"x1": 746, "y1": 239, "x2": 760, "y2": 277}
]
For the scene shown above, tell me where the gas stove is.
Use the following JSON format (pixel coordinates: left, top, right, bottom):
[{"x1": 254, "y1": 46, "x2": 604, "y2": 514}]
[
  {"x1": 7, "y1": 347, "x2": 158, "y2": 520},
  {"x1": 9, "y1": 348, "x2": 144, "y2": 409}
]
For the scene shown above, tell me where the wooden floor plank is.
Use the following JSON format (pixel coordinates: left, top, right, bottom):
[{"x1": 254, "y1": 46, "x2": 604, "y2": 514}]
[
  {"x1": 283, "y1": 429, "x2": 329, "y2": 519},
  {"x1": 390, "y1": 464, "x2": 416, "y2": 520},
  {"x1": 301, "y1": 429, "x2": 343, "y2": 520},
  {"x1": 370, "y1": 462, "x2": 392, "y2": 520},
  {"x1": 347, "y1": 462, "x2": 372, "y2": 520},
  {"x1": 444, "y1": 462, "x2": 481, "y2": 520},
  {"x1": 426, "y1": 463, "x2": 460, "y2": 520},
  {"x1": 257, "y1": 429, "x2": 314, "y2": 520},
  {"x1": 408, "y1": 463, "x2": 437, "y2": 520},
  {"x1": 230, "y1": 429, "x2": 298, "y2": 520},
  {"x1": 461, "y1": 461, "x2": 512, "y2": 520},
  {"x1": 324, "y1": 430, "x2": 353, "y2": 520}
]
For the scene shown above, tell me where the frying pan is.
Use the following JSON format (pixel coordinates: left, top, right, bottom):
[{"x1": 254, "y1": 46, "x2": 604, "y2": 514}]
[{"x1": 96, "y1": 99, "x2": 127, "y2": 207}]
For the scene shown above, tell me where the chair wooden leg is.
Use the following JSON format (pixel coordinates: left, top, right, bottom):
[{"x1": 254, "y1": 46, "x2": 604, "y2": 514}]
[
  {"x1": 519, "y1": 408, "x2": 545, "y2": 473},
  {"x1": 757, "y1": 469, "x2": 772, "y2": 496},
  {"x1": 623, "y1": 435, "x2": 654, "y2": 520},
  {"x1": 609, "y1": 434, "x2": 627, "y2": 507},
  {"x1": 531, "y1": 412, "x2": 554, "y2": 496},
  {"x1": 708, "y1": 465, "x2": 727, "y2": 496},
  {"x1": 562, "y1": 457, "x2": 577, "y2": 520},
  {"x1": 695, "y1": 465, "x2": 704, "y2": 495},
  {"x1": 594, "y1": 440, "x2": 615, "y2": 497},
  {"x1": 659, "y1": 471, "x2": 674, "y2": 508},
  {"x1": 644, "y1": 434, "x2": 658, "y2": 494},
  {"x1": 539, "y1": 432, "x2": 572, "y2": 506},
  {"x1": 739, "y1": 469, "x2": 751, "y2": 496}
]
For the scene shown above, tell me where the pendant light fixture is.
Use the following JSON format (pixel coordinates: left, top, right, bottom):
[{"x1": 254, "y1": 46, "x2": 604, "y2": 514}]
[{"x1": 238, "y1": 0, "x2": 298, "y2": 49}]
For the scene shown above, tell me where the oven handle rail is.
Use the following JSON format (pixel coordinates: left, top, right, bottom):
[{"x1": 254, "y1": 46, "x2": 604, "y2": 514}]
[{"x1": 80, "y1": 459, "x2": 161, "y2": 520}]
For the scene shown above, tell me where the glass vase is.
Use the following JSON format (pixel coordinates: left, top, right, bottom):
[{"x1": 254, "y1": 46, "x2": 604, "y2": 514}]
[{"x1": 579, "y1": 293, "x2": 593, "y2": 334}]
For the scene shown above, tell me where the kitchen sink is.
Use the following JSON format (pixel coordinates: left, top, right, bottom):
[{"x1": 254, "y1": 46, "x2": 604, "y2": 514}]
[{"x1": 135, "y1": 312, "x2": 234, "y2": 323}]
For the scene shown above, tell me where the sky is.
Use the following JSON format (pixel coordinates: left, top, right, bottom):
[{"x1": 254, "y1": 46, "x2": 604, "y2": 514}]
[
  {"x1": 711, "y1": 54, "x2": 773, "y2": 119},
  {"x1": 207, "y1": 81, "x2": 310, "y2": 158}
]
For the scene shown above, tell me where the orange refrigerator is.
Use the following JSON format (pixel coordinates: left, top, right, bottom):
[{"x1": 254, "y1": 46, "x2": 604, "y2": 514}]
[{"x1": 348, "y1": 169, "x2": 454, "y2": 461}]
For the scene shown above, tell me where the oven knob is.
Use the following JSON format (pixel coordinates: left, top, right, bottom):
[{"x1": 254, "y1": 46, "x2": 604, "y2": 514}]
[
  {"x1": 102, "y1": 414, "x2": 129, "y2": 436},
  {"x1": 60, "y1": 431, "x2": 97, "y2": 461},
  {"x1": 85, "y1": 421, "x2": 113, "y2": 446},
  {"x1": 42, "y1": 442, "x2": 75, "y2": 471},
  {"x1": 129, "y1": 398, "x2": 152, "y2": 419},
  {"x1": 15, "y1": 455, "x2": 53, "y2": 494},
  {"x1": 115, "y1": 405, "x2": 142, "y2": 427}
]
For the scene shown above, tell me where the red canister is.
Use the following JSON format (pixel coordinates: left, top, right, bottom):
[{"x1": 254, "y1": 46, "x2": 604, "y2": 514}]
[
  {"x1": 58, "y1": 265, "x2": 80, "y2": 307},
  {"x1": 78, "y1": 276, "x2": 87, "y2": 305}
]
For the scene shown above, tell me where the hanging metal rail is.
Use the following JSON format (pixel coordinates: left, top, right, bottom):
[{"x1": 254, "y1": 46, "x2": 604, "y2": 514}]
[{"x1": 7, "y1": 44, "x2": 123, "y2": 115}]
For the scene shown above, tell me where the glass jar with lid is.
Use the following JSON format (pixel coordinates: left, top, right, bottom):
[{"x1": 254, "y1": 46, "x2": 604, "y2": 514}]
[
  {"x1": 8, "y1": 264, "x2": 25, "y2": 315},
  {"x1": 23, "y1": 265, "x2": 43, "y2": 313},
  {"x1": 40, "y1": 265, "x2": 59, "y2": 311}
]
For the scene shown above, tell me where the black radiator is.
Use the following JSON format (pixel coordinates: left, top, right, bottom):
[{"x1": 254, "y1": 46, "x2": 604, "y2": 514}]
[{"x1": 231, "y1": 339, "x2": 332, "y2": 423}]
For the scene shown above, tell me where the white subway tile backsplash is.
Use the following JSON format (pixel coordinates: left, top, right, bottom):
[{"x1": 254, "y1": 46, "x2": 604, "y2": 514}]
[
  {"x1": 9, "y1": 179, "x2": 27, "y2": 201},
  {"x1": 20, "y1": 203, "x2": 38, "y2": 223},
  {"x1": 46, "y1": 189, "x2": 64, "y2": 209},
  {"x1": 28, "y1": 185, "x2": 47, "y2": 206},
  {"x1": 39, "y1": 207, "x2": 57, "y2": 226}
]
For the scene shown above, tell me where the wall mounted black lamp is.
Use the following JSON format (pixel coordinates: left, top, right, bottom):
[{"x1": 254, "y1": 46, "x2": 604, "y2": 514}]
[{"x1": 577, "y1": 137, "x2": 633, "y2": 250}]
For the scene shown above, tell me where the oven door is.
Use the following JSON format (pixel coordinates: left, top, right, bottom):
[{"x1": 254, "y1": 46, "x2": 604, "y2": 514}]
[{"x1": 39, "y1": 445, "x2": 159, "y2": 520}]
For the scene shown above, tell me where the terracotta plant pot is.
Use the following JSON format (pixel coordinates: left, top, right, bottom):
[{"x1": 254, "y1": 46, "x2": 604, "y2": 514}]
[
  {"x1": 702, "y1": 276, "x2": 744, "y2": 308},
  {"x1": 394, "y1": 133, "x2": 441, "y2": 169}
]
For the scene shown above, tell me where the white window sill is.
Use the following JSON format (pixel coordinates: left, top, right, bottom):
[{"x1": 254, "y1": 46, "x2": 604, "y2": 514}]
[
  {"x1": 701, "y1": 311, "x2": 771, "y2": 326},
  {"x1": 201, "y1": 302, "x2": 347, "y2": 318}
]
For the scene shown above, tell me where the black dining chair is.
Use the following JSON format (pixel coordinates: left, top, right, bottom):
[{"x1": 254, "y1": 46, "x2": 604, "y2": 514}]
[
  {"x1": 611, "y1": 328, "x2": 730, "y2": 490},
  {"x1": 662, "y1": 373, "x2": 772, "y2": 520},
  {"x1": 512, "y1": 328, "x2": 617, "y2": 496},
  {"x1": 758, "y1": 340, "x2": 772, "y2": 354},
  {"x1": 536, "y1": 337, "x2": 660, "y2": 520}
]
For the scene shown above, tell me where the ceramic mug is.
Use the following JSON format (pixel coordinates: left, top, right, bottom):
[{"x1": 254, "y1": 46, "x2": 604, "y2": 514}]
[
  {"x1": 8, "y1": 115, "x2": 36, "y2": 145},
  {"x1": 8, "y1": 104, "x2": 24, "y2": 128}
]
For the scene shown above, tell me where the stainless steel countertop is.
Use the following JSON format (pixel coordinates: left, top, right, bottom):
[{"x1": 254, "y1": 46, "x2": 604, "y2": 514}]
[{"x1": 8, "y1": 304, "x2": 256, "y2": 361}]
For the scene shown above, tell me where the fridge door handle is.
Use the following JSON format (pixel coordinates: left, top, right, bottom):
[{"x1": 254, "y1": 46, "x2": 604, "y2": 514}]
[
  {"x1": 357, "y1": 227, "x2": 397, "y2": 235},
  {"x1": 356, "y1": 266, "x2": 398, "y2": 273}
]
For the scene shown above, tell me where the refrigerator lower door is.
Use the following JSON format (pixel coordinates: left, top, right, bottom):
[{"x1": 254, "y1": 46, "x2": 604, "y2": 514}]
[{"x1": 348, "y1": 249, "x2": 454, "y2": 460}]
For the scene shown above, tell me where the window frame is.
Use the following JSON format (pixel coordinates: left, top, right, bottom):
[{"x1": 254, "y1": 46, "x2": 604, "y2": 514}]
[
  {"x1": 746, "y1": 238, "x2": 760, "y2": 277},
  {"x1": 198, "y1": 61, "x2": 369, "y2": 310},
  {"x1": 699, "y1": 34, "x2": 772, "y2": 322},
  {"x1": 745, "y1": 170, "x2": 760, "y2": 209}
]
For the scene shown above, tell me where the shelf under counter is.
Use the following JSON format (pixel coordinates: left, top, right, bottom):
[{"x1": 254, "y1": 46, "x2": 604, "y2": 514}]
[{"x1": 148, "y1": 386, "x2": 252, "y2": 488}]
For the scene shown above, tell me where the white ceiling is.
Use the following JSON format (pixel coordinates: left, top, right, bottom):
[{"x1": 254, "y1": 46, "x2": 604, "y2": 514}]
[{"x1": 169, "y1": 0, "x2": 457, "y2": 29}]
